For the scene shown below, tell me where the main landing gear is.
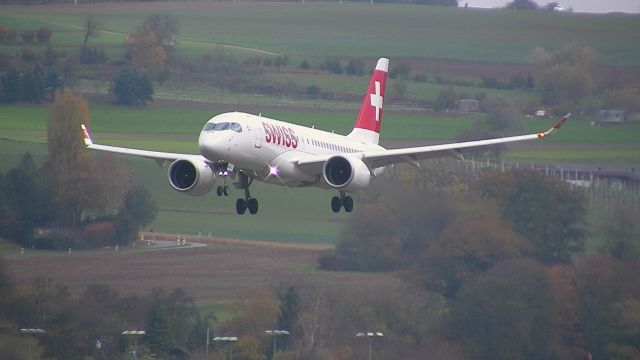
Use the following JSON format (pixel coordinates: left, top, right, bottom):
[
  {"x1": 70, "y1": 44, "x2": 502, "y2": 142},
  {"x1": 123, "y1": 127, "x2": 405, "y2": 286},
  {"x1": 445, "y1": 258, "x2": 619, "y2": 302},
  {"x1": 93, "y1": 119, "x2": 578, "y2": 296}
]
[
  {"x1": 331, "y1": 191, "x2": 353, "y2": 213},
  {"x1": 235, "y1": 172, "x2": 258, "y2": 215}
]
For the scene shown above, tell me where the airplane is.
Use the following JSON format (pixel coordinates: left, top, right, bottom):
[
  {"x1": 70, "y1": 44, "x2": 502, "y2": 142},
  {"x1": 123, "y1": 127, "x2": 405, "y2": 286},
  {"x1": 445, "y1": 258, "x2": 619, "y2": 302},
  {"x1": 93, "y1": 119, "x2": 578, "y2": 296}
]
[{"x1": 81, "y1": 58, "x2": 570, "y2": 215}]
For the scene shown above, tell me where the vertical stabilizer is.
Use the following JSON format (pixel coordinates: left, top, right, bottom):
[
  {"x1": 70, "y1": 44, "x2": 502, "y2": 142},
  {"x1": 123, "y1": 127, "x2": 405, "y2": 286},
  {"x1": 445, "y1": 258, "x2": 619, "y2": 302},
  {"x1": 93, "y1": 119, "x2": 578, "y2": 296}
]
[{"x1": 347, "y1": 58, "x2": 389, "y2": 144}]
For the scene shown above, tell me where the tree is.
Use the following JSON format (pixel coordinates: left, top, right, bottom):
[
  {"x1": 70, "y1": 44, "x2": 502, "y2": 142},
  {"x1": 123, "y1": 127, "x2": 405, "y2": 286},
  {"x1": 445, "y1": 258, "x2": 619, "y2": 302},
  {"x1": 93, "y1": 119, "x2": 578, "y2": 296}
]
[
  {"x1": 415, "y1": 0, "x2": 458, "y2": 5},
  {"x1": 20, "y1": 30, "x2": 34, "y2": 43},
  {"x1": 463, "y1": 94, "x2": 521, "y2": 161},
  {"x1": 537, "y1": 63, "x2": 595, "y2": 111},
  {"x1": 111, "y1": 67, "x2": 153, "y2": 106},
  {"x1": 434, "y1": 86, "x2": 457, "y2": 111},
  {"x1": 446, "y1": 259, "x2": 559, "y2": 360},
  {"x1": 47, "y1": 89, "x2": 90, "y2": 172},
  {"x1": 0, "y1": 153, "x2": 53, "y2": 246},
  {"x1": 81, "y1": 16, "x2": 101, "y2": 52},
  {"x1": 144, "y1": 14, "x2": 178, "y2": 49},
  {"x1": 228, "y1": 290, "x2": 279, "y2": 337},
  {"x1": 573, "y1": 257, "x2": 624, "y2": 360},
  {"x1": 146, "y1": 298, "x2": 174, "y2": 355},
  {"x1": 128, "y1": 25, "x2": 166, "y2": 71},
  {"x1": 536, "y1": 43, "x2": 598, "y2": 112},
  {"x1": 1, "y1": 67, "x2": 22, "y2": 103},
  {"x1": 276, "y1": 286, "x2": 299, "y2": 350},
  {"x1": 479, "y1": 170, "x2": 587, "y2": 264},
  {"x1": 389, "y1": 61, "x2": 412, "y2": 80},
  {"x1": 232, "y1": 336, "x2": 266, "y2": 360},
  {"x1": 601, "y1": 208, "x2": 640, "y2": 262},
  {"x1": 505, "y1": 0, "x2": 539, "y2": 10},
  {"x1": 22, "y1": 67, "x2": 44, "y2": 103},
  {"x1": 122, "y1": 184, "x2": 158, "y2": 227},
  {"x1": 420, "y1": 206, "x2": 532, "y2": 298},
  {"x1": 322, "y1": 58, "x2": 342, "y2": 75},
  {"x1": 481, "y1": 94, "x2": 521, "y2": 132},
  {"x1": 345, "y1": 58, "x2": 365, "y2": 76},
  {"x1": 320, "y1": 172, "x2": 460, "y2": 272},
  {"x1": 605, "y1": 88, "x2": 640, "y2": 113},
  {"x1": 47, "y1": 90, "x2": 132, "y2": 226},
  {"x1": 36, "y1": 27, "x2": 52, "y2": 44}
]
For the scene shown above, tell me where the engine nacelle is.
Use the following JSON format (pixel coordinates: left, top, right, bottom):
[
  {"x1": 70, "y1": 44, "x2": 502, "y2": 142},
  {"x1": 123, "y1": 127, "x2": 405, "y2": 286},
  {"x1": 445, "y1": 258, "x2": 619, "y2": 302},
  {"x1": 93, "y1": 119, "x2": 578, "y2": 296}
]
[
  {"x1": 167, "y1": 159, "x2": 215, "y2": 196},
  {"x1": 322, "y1": 155, "x2": 371, "y2": 192}
]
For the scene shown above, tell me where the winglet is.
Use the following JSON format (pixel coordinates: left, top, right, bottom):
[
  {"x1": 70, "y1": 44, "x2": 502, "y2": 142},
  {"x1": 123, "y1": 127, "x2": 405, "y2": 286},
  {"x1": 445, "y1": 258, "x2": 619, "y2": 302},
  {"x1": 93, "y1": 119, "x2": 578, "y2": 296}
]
[
  {"x1": 537, "y1": 113, "x2": 571, "y2": 139},
  {"x1": 81, "y1": 124, "x2": 93, "y2": 146}
]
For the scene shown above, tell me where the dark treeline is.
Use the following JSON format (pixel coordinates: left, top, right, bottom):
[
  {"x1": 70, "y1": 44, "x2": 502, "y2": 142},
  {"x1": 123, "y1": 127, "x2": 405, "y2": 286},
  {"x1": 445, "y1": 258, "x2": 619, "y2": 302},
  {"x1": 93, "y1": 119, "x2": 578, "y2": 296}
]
[
  {"x1": 314, "y1": 161, "x2": 640, "y2": 359},
  {"x1": 0, "y1": 261, "x2": 213, "y2": 359},
  {"x1": 0, "y1": 66, "x2": 63, "y2": 103}
]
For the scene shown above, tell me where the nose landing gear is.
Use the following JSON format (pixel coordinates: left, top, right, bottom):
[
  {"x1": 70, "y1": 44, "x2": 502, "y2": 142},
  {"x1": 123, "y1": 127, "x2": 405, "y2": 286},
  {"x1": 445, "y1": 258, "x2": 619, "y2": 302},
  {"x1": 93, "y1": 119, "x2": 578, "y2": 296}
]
[
  {"x1": 331, "y1": 191, "x2": 353, "y2": 213},
  {"x1": 216, "y1": 185, "x2": 230, "y2": 196}
]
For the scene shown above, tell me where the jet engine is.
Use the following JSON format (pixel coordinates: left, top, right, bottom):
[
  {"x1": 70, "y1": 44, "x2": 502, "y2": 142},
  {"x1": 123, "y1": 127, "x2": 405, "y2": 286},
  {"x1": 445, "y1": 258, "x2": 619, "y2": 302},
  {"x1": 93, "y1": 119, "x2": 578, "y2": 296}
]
[
  {"x1": 167, "y1": 159, "x2": 215, "y2": 196},
  {"x1": 322, "y1": 155, "x2": 371, "y2": 192}
]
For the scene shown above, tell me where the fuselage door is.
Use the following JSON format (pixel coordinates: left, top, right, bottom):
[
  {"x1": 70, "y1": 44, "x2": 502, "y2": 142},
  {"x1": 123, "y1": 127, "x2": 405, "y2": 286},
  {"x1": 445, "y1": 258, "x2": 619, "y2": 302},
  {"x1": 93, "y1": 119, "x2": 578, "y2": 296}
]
[{"x1": 254, "y1": 123, "x2": 262, "y2": 148}]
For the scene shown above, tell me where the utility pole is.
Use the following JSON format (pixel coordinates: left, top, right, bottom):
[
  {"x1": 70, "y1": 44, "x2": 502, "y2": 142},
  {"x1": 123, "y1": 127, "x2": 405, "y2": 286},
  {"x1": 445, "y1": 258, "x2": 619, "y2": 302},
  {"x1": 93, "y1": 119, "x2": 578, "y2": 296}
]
[
  {"x1": 356, "y1": 331, "x2": 384, "y2": 360},
  {"x1": 265, "y1": 330, "x2": 290, "y2": 359}
]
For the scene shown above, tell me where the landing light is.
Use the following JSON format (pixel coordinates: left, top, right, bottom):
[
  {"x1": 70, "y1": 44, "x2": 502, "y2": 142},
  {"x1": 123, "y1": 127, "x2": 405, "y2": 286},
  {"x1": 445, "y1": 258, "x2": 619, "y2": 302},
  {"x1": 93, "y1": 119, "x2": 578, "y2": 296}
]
[{"x1": 268, "y1": 165, "x2": 279, "y2": 176}]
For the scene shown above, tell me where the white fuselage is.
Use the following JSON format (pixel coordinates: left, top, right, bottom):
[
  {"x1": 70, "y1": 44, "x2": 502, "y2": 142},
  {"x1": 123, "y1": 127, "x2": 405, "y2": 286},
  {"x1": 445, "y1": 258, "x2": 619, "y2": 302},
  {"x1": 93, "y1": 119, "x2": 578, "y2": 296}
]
[{"x1": 198, "y1": 112, "x2": 384, "y2": 188}]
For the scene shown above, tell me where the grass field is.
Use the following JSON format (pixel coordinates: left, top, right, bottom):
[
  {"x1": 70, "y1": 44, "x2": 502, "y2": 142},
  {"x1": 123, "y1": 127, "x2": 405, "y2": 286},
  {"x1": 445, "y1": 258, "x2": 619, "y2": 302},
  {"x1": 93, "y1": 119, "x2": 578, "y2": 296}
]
[
  {"x1": 2, "y1": 3, "x2": 640, "y2": 65},
  {"x1": 3, "y1": 102, "x2": 640, "y2": 144}
]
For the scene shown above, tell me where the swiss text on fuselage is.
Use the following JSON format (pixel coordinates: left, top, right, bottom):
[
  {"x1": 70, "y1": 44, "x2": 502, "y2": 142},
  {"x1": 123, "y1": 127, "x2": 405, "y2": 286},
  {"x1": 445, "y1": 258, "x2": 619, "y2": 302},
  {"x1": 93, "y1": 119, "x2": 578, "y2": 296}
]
[{"x1": 262, "y1": 122, "x2": 298, "y2": 149}]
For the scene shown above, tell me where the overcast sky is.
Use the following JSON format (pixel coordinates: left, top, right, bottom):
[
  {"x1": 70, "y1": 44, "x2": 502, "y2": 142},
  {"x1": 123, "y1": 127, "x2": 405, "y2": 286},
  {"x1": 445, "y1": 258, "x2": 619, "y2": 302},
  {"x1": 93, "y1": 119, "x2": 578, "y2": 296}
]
[{"x1": 461, "y1": 0, "x2": 640, "y2": 13}]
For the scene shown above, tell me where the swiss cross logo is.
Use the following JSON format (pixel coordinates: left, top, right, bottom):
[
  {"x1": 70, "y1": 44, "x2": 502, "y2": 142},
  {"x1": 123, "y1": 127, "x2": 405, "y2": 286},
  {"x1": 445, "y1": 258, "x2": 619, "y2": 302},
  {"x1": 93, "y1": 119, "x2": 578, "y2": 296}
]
[{"x1": 370, "y1": 81, "x2": 383, "y2": 122}]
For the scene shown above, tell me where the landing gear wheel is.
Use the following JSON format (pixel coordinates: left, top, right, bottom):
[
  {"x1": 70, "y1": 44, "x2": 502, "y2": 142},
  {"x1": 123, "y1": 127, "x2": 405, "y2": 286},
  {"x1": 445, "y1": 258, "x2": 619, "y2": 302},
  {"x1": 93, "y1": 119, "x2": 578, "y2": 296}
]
[
  {"x1": 223, "y1": 185, "x2": 230, "y2": 196},
  {"x1": 343, "y1": 196, "x2": 354, "y2": 212},
  {"x1": 236, "y1": 198, "x2": 247, "y2": 215},
  {"x1": 235, "y1": 172, "x2": 257, "y2": 215},
  {"x1": 331, "y1": 196, "x2": 342, "y2": 213},
  {"x1": 247, "y1": 198, "x2": 259, "y2": 214},
  {"x1": 216, "y1": 185, "x2": 223, "y2": 196}
]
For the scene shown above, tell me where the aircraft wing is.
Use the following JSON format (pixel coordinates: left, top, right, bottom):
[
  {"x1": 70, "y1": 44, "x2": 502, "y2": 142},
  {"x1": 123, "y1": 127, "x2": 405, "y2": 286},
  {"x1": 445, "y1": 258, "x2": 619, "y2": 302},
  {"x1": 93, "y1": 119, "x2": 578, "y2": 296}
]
[
  {"x1": 81, "y1": 124, "x2": 206, "y2": 163},
  {"x1": 296, "y1": 114, "x2": 570, "y2": 172}
]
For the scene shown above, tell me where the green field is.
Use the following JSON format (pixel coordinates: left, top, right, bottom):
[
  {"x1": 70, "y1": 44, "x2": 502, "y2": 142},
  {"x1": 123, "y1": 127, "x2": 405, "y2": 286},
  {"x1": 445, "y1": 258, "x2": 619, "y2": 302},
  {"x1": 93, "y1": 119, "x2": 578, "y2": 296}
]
[
  {"x1": 2, "y1": 2, "x2": 639, "y2": 243},
  {"x1": 2, "y1": 3, "x2": 640, "y2": 64}
]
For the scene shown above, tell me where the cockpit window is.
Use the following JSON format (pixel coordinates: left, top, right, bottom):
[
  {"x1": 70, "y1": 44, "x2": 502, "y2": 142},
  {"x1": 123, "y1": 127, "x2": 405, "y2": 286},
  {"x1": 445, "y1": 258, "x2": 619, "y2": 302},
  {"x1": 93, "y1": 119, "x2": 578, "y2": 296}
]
[{"x1": 202, "y1": 122, "x2": 242, "y2": 133}]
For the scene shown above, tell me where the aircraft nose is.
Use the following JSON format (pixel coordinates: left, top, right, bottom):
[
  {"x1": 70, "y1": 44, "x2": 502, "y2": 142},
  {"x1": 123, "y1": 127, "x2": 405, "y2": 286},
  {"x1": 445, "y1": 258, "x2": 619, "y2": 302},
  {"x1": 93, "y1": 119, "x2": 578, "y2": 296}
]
[{"x1": 199, "y1": 132, "x2": 230, "y2": 159}]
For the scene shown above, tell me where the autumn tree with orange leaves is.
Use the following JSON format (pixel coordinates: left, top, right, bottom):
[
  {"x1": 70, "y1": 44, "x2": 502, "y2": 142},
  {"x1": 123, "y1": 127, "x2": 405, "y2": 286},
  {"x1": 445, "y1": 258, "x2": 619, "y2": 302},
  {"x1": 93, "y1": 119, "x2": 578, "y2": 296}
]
[
  {"x1": 47, "y1": 89, "x2": 131, "y2": 226},
  {"x1": 128, "y1": 24, "x2": 166, "y2": 71}
]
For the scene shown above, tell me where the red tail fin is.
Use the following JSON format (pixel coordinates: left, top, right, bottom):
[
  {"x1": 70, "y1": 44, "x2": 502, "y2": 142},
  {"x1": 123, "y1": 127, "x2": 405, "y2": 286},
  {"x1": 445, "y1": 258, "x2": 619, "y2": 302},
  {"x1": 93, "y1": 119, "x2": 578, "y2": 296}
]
[{"x1": 349, "y1": 58, "x2": 388, "y2": 144}]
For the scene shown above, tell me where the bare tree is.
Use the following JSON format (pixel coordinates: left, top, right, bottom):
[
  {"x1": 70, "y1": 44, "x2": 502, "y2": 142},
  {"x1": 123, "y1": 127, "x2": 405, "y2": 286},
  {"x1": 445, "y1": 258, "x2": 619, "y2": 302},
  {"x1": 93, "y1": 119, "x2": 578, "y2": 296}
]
[{"x1": 82, "y1": 16, "x2": 101, "y2": 52}]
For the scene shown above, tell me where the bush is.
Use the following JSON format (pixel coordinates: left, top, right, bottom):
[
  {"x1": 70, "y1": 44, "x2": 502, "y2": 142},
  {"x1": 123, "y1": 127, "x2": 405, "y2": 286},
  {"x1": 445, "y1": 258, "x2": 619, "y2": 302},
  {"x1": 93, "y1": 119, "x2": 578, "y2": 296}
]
[
  {"x1": 273, "y1": 55, "x2": 289, "y2": 68},
  {"x1": 345, "y1": 58, "x2": 365, "y2": 76},
  {"x1": 323, "y1": 58, "x2": 342, "y2": 74},
  {"x1": 4, "y1": 28, "x2": 17, "y2": 42},
  {"x1": 84, "y1": 221, "x2": 116, "y2": 248},
  {"x1": 20, "y1": 30, "x2": 34, "y2": 43},
  {"x1": 299, "y1": 59, "x2": 310, "y2": 70},
  {"x1": 33, "y1": 236, "x2": 75, "y2": 251},
  {"x1": 111, "y1": 67, "x2": 154, "y2": 105},
  {"x1": 306, "y1": 84, "x2": 321, "y2": 98},
  {"x1": 36, "y1": 27, "x2": 52, "y2": 44},
  {"x1": 80, "y1": 47, "x2": 106, "y2": 64},
  {"x1": 389, "y1": 62, "x2": 411, "y2": 80}
]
